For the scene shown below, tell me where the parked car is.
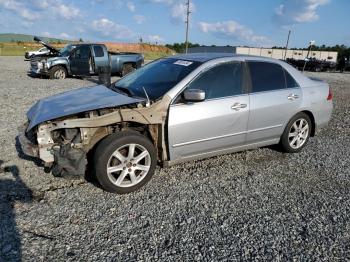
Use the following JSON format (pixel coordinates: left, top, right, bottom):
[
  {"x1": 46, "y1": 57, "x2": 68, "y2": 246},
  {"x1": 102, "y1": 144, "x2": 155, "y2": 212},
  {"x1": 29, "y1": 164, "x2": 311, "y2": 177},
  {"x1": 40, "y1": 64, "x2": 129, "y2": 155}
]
[
  {"x1": 30, "y1": 36, "x2": 144, "y2": 79},
  {"x1": 286, "y1": 58, "x2": 336, "y2": 72},
  {"x1": 18, "y1": 53, "x2": 333, "y2": 194},
  {"x1": 25, "y1": 47, "x2": 50, "y2": 59}
]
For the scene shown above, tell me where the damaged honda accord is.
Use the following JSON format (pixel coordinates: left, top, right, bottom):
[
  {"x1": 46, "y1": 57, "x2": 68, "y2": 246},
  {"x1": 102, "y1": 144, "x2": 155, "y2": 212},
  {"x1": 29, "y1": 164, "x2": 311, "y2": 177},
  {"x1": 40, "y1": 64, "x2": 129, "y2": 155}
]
[{"x1": 18, "y1": 53, "x2": 333, "y2": 194}]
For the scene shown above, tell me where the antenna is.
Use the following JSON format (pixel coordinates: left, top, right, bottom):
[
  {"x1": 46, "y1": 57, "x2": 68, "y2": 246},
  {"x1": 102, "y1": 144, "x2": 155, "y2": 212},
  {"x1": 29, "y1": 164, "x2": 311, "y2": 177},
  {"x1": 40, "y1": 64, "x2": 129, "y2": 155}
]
[
  {"x1": 185, "y1": 0, "x2": 191, "y2": 54},
  {"x1": 142, "y1": 87, "x2": 151, "y2": 107}
]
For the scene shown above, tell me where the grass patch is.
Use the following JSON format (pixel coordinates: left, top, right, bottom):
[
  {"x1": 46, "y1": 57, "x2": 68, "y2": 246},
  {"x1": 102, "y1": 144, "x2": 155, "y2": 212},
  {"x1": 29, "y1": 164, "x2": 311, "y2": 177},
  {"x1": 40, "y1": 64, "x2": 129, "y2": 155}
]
[
  {"x1": 0, "y1": 46, "x2": 36, "y2": 56},
  {"x1": 143, "y1": 51, "x2": 172, "y2": 60}
]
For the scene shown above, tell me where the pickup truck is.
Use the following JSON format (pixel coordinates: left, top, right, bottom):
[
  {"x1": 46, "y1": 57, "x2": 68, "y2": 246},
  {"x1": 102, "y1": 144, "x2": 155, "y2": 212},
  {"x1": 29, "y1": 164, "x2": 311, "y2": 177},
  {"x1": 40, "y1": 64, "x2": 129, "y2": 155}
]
[{"x1": 30, "y1": 37, "x2": 144, "y2": 79}]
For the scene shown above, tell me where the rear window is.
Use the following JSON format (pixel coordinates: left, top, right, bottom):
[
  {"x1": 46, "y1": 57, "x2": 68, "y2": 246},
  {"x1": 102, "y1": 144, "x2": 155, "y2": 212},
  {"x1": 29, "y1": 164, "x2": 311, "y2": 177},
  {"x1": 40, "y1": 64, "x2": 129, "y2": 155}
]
[
  {"x1": 248, "y1": 62, "x2": 286, "y2": 93},
  {"x1": 93, "y1": 46, "x2": 104, "y2": 57}
]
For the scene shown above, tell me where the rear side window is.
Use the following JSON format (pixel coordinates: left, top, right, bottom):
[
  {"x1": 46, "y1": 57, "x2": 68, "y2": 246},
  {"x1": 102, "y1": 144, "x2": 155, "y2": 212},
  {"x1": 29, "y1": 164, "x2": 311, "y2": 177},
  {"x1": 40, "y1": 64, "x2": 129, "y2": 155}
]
[
  {"x1": 187, "y1": 62, "x2": 243, "y2": 99},
  {"x1": 284, "y1": 69, "x2": 299, "y2": 88},
  {"x1": 93, "y1": 46, "x2": 104, "y2": 57},
  {"x1": 248, "y1": 62, "x2": 286, "y2": 93}
]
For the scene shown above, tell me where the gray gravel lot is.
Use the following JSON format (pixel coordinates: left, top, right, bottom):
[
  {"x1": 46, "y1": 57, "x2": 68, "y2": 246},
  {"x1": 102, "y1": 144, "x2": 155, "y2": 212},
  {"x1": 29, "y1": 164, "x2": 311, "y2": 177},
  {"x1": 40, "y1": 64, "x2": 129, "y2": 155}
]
[{"x1": 0, "y1": 56, "x2": 349, "y2": 261}]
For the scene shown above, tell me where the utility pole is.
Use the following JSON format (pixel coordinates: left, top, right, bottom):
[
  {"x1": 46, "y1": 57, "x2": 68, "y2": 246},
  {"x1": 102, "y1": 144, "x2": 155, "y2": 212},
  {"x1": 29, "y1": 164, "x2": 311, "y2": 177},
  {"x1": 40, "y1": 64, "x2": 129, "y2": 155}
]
[
  {"x1": 185, "y1": 0, "x2": 190, "y2": 54},
  {"x1": 303, "y1": 40, "x2": 315, "y2": 72},
  {"x1": 284, "y1": 30, "x2": 291, "y2": 60}
]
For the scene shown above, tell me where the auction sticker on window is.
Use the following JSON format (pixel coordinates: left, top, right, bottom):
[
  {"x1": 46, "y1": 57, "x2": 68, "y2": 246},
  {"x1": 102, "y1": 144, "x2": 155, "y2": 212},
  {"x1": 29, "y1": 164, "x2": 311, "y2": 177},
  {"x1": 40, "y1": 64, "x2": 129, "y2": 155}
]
[{"x1": 174, "y1": 60, "x2": 193, "y2": 66}]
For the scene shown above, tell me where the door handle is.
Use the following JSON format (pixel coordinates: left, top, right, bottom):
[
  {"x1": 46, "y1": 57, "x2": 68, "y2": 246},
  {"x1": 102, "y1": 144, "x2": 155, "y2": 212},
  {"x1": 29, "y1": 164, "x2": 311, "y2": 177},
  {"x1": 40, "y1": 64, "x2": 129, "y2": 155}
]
[
  {"x1": 287, "y1": 94, "x2": 299, "y2": 100},
  {"x1": 231, "y1": 103, "x2": 247, "y2": 110}
]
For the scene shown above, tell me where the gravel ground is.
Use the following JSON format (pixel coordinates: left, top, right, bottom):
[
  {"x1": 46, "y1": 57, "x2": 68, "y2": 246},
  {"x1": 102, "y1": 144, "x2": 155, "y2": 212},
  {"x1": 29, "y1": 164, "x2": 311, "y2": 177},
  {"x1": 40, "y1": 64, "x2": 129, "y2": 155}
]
[{"x1": 0, "y1": 56, "x2": 349, "y2": 261}]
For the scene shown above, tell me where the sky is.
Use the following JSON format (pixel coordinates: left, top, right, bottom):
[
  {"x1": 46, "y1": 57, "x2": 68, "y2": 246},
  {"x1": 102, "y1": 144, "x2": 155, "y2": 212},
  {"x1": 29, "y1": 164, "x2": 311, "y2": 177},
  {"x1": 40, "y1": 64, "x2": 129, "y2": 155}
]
[{"x1": 0, "y1": 0, "x2": 349, "y2": 48}]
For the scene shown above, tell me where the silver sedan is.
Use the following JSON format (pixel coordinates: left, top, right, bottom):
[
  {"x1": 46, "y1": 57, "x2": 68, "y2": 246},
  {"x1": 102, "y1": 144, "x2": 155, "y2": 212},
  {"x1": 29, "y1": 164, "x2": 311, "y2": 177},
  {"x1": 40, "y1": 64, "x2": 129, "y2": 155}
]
[{"x1": 19, "y1": 53, "x2": 333, "y2": 194}]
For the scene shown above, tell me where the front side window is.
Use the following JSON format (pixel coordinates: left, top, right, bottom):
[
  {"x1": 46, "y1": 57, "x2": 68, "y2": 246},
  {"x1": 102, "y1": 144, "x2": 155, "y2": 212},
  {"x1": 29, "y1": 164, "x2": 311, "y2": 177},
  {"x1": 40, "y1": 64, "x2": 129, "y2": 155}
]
[
  {"x1": 186, "y1": 62, "x2": 243, "y2": 100},
  {"x1": 73, "y1": 46, "x2": 90, "y2": 59},
  {"x1": 248, "y1": 62, "x2": 286, "y2": 93}
]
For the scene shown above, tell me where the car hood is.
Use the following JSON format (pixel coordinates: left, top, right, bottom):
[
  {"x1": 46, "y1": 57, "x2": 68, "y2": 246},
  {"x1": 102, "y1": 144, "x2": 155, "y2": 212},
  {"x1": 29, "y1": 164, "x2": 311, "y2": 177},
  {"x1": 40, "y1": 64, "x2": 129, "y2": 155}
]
[{"x1": 26, "y1": 85, "x2": 145, "y2": 131}]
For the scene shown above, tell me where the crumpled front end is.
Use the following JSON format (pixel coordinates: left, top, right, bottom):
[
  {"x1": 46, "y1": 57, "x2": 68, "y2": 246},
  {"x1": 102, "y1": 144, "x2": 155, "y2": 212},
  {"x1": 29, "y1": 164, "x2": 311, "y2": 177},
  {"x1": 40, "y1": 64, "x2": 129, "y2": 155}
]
[
  {"x1": 30, "y1": 57, "x2": 49, "y2": 75},
  {"x1": 18, "y1": 121, "x2": 90, "y2": 178}
]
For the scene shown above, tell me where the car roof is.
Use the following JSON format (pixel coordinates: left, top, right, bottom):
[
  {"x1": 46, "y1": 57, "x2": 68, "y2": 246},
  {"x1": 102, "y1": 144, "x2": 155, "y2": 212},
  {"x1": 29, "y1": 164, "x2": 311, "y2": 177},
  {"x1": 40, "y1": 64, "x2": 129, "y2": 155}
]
[{"x1": 170, "y1": 52, "x2": 279, "y2": 63}]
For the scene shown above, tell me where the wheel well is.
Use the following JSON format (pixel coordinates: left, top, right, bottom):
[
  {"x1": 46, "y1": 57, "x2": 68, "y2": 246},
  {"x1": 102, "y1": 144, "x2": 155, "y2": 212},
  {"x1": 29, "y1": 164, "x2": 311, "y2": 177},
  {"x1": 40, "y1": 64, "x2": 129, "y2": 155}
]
[
  {"x1": 301, "y1": 110, "x2": 316, "y2": 137},
  {"x1": 51, "y1": 64, "x2": 67, "y2": 73},
  {"x1": 123, "y1": 62, "x2": 136, "y2": 68},
  {"x1": 86, "y1": 123, "x2": 162, "y2": 161}
]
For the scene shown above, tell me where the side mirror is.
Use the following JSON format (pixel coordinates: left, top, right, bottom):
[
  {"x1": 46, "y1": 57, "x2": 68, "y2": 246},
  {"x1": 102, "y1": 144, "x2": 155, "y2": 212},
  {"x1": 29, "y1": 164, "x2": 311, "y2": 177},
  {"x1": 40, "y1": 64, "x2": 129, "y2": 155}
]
[{"x1": 183, "y1": 89, "x2": 205, "y2": 102}]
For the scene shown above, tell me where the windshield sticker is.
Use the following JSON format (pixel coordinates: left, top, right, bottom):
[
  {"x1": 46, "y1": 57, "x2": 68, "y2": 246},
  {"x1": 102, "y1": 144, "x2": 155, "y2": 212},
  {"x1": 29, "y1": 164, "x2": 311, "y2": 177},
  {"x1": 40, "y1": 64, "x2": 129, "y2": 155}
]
[{"x1": 174, "y1": 60, "x2": 193, "y2": 66}]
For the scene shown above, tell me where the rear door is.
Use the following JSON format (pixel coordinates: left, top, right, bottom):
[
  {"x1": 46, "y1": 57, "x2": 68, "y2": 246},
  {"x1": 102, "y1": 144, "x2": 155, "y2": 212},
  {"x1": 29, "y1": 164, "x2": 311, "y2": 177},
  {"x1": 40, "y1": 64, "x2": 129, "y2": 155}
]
[
  {"x1": 246, "y1": 61, "x2": 302, "y2": 143},
  {"x1": 92, "y1": 45, "x2": 109, "y2": 74},
  {"x1": 70, "y1": 45, "x2": 91, "y2": 76},
  {"x1": 168, "y1": 62, "x2": 250, "y2": 160}
]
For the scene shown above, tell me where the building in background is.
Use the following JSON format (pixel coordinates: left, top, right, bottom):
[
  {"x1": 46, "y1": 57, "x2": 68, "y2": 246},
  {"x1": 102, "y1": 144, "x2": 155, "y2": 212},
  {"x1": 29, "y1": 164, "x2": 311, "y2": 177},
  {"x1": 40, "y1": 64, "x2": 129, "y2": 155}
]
[{"x1": 187, "y1": 46, "x2": 338, "y2": 62}]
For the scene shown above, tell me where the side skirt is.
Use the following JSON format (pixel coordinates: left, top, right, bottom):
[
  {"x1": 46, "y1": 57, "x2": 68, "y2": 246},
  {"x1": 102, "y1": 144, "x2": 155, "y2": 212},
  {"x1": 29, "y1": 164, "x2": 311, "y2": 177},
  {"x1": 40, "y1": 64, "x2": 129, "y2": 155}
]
[{"x1": 163, "y1": 138, "x2": 280, "y2": 167}]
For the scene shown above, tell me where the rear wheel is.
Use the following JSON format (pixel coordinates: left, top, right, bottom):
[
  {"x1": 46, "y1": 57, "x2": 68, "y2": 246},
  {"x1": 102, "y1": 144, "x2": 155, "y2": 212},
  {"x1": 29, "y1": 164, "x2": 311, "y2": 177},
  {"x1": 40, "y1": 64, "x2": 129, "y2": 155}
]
[
  {"x1": 49, "y1": 66, "x2": 67, "y2": 79},
  {"x1": 93, "y1": 131, "x2": 157, "y2": 194},
  {"x1": 280, "y1": 112, "x2": 312, "y2": 153},
  {"x1": 121, "y1": 63, "x2": 135, "y2": 77}
]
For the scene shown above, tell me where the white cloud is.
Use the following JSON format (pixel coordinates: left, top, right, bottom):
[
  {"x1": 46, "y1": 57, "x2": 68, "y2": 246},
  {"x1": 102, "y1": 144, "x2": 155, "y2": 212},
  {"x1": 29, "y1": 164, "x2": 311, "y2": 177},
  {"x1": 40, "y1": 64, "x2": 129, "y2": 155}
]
[
  {"x1": 274, "y1": 0, "x2": 330, "y2": 25},
  {"x1": 53, "y1": 3, "x2": 81, "y2": 20},
  {"x1": 41, "y1": 32, "x2": 52, "y2": 37},
  {"x1": 198, "y1": 20, "x2": 269, "y2": 45},
  {"x1": 59, "y1": 32, "x2": 70, "y2": 39},
  {"x1": 91, "y1": 18, "x2": 135, "y2": 40},
  {"x1": 147, "y1": 35, "x2": 164, "y2": 43},
  {"x1": 0, "y1": 0, "x2": 81, "y2": 21},
  {"x1": 133, "y1": 15, "x2": 146, "y2": 24},
  {"x1": 147, "y1": 0, "x2": 195, "y2": 24},
  {"x1": 127, "y1": 1, "x2": 136, "y2": 12},
  {"x1": 0, "y1": 0, "x2": 40, "y2": 21}
]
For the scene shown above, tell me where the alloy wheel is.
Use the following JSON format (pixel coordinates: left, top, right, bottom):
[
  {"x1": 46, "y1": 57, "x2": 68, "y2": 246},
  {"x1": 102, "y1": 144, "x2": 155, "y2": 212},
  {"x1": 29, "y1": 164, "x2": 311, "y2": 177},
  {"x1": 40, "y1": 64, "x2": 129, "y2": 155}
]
[
  {"x1": 106, "y1": 143, "x2": 151, "y2": 188},
  {"x1": 288, "y1": 118, "x2": 309, "y2": 149}
]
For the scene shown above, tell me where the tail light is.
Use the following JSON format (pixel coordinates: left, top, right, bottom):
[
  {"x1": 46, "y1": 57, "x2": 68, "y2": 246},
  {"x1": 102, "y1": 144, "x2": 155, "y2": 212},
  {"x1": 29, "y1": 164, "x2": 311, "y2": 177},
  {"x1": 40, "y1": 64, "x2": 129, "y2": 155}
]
[{"x1": 327, "y1": 86, "x2": 333, "y2": 101}]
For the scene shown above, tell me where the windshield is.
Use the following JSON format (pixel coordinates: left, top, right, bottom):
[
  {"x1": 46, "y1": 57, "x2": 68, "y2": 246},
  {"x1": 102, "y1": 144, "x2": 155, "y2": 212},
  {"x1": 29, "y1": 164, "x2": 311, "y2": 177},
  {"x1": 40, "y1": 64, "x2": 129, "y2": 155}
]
[
  {"x1": 114, "y1": 58, "x2": 202, "y2": 100},
  {"x1": 60, "y1": 45, "x2": 74, "y2": 56}
]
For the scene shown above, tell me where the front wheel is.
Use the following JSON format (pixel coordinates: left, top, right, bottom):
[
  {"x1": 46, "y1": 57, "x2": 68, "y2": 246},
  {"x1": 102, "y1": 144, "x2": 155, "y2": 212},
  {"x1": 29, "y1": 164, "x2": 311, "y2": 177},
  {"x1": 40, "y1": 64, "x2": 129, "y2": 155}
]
[
  {"x1": 280, "y1": 112, "x2": 312, "y2": 153},
  {"x1": 49, "y1": 66, "x2": 67, "y2": 79},
  {"x1": 93, "y1": 131, "x2": 157, "y2": 194}
]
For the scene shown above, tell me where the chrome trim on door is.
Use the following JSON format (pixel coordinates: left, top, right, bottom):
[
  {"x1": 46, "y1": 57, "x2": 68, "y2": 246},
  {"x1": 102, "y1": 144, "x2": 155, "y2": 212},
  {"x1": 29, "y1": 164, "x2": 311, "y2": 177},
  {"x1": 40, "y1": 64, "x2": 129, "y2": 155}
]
[
  {"x1": 247, "y1": 124, "x2": 283, "y2": 134},
  {"x1": 172, "y1": 130, "x2": 247, "y2": 148},
  {"x1": 172, "y1": 124, "x2": 283, "y2": 148}
]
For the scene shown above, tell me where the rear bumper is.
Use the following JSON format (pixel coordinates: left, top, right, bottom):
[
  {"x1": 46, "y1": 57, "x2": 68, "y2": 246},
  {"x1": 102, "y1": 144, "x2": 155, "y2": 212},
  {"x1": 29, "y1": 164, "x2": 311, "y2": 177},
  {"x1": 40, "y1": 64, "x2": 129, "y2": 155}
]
[{"x1": 18, "y1": 130, "x2": 39, "y2": 158}]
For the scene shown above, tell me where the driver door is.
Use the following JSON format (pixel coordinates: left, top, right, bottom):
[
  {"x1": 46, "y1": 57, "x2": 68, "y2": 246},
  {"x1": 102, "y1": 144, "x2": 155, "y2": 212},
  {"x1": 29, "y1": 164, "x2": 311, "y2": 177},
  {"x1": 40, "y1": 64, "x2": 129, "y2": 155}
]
[
  {"x1": 168, "y1": 62, "x2": 250, "y2": 161},
  {"x1": 70, "y1": 45, "x2": 91, "y2": 76}
]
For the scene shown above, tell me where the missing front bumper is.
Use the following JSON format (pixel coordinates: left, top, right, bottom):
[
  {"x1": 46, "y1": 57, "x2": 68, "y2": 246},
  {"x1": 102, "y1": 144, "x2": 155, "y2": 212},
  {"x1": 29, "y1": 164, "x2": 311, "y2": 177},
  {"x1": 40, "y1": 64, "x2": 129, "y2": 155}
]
[{"x1": 18, "y1": 132, "x2": 39, "y2": 158}]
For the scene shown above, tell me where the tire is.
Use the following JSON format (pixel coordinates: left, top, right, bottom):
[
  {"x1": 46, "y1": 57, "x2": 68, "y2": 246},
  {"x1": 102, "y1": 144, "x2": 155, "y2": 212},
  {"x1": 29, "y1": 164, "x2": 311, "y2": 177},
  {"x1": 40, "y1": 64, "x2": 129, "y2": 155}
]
[
  {"x1": 49, "y1": 66, "x2": 67, "y2": 79},
  {"x1": 25, "y1": 53, "x2": 30, "y2": 59},
  {"x1": 93, "y1": 131, "x2": 157, "y2": 194},
  {"x1": 121, "y1": 63, "x2": 135, "y2": 77},
  {"x1": 280, "y1": 112, "x2": 312, "y2": 153}
]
